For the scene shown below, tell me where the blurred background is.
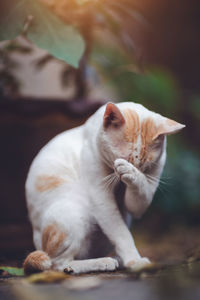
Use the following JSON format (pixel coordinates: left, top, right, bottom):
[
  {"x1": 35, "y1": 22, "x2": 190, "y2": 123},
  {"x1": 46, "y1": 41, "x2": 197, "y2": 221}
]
[{"x1": 0, "y1": 0, "x2": 200, "y2": 264}]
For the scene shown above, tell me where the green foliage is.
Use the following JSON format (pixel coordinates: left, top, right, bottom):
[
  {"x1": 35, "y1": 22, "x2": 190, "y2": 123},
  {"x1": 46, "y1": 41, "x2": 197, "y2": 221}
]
[
  {"x1": 153, "y1": 141, "x2": 200, "y2": 214},
  {"x1": 0, "y1": 266, "x2": 24, "y2": 276},
  {"x1": 127, "y1": 69, "x2": 178, "y2": 112},
  {"x1": 0, "y1": 0, "x2": 85, "y2": 68},
  {"x1": 92, "y1": 46, "x2": 179, "y2": 115}
]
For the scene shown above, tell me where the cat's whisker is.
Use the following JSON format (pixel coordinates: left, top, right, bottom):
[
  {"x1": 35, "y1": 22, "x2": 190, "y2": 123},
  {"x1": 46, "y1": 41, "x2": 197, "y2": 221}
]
[
  {"x1": 146, "y1": 174, "x2": 160, "y2": 183},
  {"x1": 159, "y1": 180, "x2": 170, "y2": 186},
  {"x1": 156, "y1": 179, "x2": 171, "y2": 197},
  {"x1": 157, "y1": 176, "x2": 171, "y2": 185},
  {"x1": 100, "y1": 155, "x2": 114, "y2": 170},
  {"x1": 146, "y1": 176, "x2": 168, "y2": 189},
  {"x1": 106, "y1": 175, "x2": 116, "y2": 188},
  {"x1": 109, "y1": 175, "x2": 117, "y2": 187},
  {"x1": 111, "y1": 173, "x2": 119, "y2": 187},
  {"x1": 101, "y1": 172, "x2": 119, "y2": 190},
  {"x1": 113, "y1": 174, "x2": 120, "y2": 186},
  {"x1": 157, "y1": 184, "x2": 167, "y2": 196},
  {"x1": 146, "y1": 177, "x2": 159, "y2": 186},
  {"x1": 146, "y1": 176, "x2": 171, "y2": 195},
  {"x1": 101, "y1": 173, "x2": 114, "y2": 183},
  {"x1": 149, "y1": 163, "x2": 172, "y2": 179},
  {"x1": 146, "y1": 173, "x2": 166, "y2": 190},
  {"x1": 146, "y1": 174, "x2": 169, "y2": 186},
  {"x1": 111, "y1": 172, "x2": 120, "y2": 187},
  {"x1": 102, "y1": 177, "x2": 112, "y2": 189}
]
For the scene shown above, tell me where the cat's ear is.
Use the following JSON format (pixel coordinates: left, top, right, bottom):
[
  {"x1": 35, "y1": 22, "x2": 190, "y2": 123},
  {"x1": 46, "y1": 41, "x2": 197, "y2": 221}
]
[
  {"x1": 153, "y1": 118, "x2": 185, "y2": 140},
  {"x1": 103, "y1": 103, "x2": 125, "y2": 129}
]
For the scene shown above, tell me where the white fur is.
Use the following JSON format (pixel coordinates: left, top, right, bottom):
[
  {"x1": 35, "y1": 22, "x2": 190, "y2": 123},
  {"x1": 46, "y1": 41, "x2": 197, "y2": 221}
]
[{"x1": 25, "y1": 102, "x2": 183, "y2": 273}]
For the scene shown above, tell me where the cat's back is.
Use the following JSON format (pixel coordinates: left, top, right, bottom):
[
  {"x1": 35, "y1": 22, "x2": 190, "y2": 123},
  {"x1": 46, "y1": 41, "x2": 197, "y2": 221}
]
[{"x1": 25, "y1": 125, "x2": 84, "y2": 196}]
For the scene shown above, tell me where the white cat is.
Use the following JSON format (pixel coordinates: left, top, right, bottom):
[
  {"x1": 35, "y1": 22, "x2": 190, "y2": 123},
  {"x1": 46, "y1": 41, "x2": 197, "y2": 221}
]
[{"x1": 23, "y1": 102, "x2": 185, "y2": 274}]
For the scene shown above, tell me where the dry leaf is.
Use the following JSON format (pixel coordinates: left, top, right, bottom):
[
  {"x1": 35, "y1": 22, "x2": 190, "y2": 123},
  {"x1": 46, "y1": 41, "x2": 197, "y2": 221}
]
[{"x1": 26, "y1": 271, "x2": 70, "y2": 283}]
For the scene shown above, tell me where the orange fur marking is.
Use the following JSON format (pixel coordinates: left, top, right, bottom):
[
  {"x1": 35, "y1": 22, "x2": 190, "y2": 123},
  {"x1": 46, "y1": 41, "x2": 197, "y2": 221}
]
[
  {"x1": 123, "y1": 109, "x2": 140, "y2": 143},
  {"x1": 23, "y1": 250, "x2": 50, "y2": 275},
  {"x1": 140, "y1": 118, "x2": 157, "y2": 163},
  {"x1": 35, "y1": 175, "x2": 65, "y2": 192},
  {"x1": 42, "y1": 224, "x2": 66, "y2": 257},
  {"x1": 123, "y1": 109, "x2": 140, "y2": 165}
]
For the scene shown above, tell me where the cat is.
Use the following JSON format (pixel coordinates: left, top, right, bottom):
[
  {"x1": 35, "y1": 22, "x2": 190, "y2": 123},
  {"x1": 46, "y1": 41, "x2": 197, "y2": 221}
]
[{"x1": 23, "y1": 102, "x2": 185, "y2": 274}]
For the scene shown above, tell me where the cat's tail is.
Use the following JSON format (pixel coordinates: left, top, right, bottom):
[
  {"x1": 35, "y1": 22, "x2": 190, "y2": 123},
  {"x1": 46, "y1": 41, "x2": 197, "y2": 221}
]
[{"x1": 23, "y1": 250, "x2": 52, "y2": 275}]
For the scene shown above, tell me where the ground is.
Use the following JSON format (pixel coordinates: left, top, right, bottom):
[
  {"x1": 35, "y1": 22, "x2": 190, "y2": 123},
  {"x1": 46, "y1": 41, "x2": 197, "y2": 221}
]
[{"x1": 0, "y1": 224, "x2": 200, "y2": 300}]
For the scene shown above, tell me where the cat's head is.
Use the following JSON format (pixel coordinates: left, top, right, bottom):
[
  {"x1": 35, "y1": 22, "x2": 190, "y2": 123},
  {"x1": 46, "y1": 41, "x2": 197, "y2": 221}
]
[{"x1": 99, "y1": 102, "x2": 185, "y2": 172}]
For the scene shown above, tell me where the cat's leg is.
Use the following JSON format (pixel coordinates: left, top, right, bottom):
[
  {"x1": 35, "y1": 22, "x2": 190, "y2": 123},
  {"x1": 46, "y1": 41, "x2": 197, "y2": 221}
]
[
  {"x1": 87, "y1": 181, "x2": 148, "y2": 270},
  {"x1": 40, "y1": 222, "x2": 118, "y2": 273},
  {"x1": 24, "y1": 194, "x2": 91, "y2": 274},
  {"x1": 24, "y1": 197, "x2": 118, "y2": 274},
  {"x1": 59, "y1": 257, "x2": 118, "y2": 274},
  {"x1": 81, "y1": 150, "x2": 151, "y2": 271},
  {"x1": 47, "y1": 204, "x2": 118, "y2": 273},
  {"x1": 23, "y1": 220, "x2": 72, "y2": 275},
  {"x1": 114, "y1": 158, "x2": 159, "y2": 218},
  {"x1": 112, "y1": 158, "x2": 166, "y2": 270}
]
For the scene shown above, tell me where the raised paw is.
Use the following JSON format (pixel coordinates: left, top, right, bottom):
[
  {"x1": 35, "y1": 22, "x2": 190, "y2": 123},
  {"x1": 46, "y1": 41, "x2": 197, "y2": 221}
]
[
  {"x1": 126, "y1": 257, "x2": 151, "y2": 272},
  {"x1": 114, "y1": 158, "x2": 137, "y2": 186}
]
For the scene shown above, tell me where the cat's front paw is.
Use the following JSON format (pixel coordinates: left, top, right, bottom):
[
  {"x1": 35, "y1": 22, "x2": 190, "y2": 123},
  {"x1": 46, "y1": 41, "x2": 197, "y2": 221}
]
[
  {"x1": 126, "y1": 257, "x2": 151, "y2": 272},
  {"x1": 64, "y1": 258, "x2": 119, "y2": 274},
  {"x1": 114, "y1": 159, "x2": 137, "y2": 186}
]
